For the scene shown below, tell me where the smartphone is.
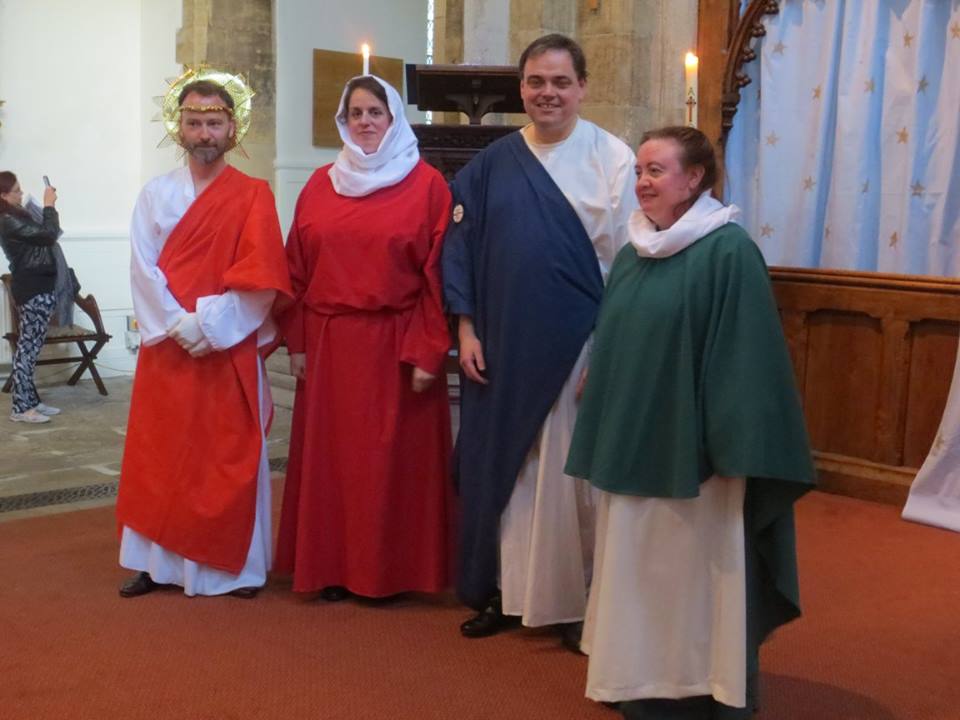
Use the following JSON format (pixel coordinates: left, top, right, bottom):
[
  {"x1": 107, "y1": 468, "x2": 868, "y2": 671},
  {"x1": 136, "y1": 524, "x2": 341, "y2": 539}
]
[{"x1": 42, "y1": 175, "x2": 51, "y2": 187}]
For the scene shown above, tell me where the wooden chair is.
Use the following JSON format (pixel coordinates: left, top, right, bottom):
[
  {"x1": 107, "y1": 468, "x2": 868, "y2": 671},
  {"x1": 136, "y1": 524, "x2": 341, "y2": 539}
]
[{"x1": 2, "y1": 273, "x2": 112, "y2": 396}]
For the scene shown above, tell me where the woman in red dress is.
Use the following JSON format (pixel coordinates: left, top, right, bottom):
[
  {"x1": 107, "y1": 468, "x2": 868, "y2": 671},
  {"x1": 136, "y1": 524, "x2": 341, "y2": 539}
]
[{"x1": 275, "y1": 75, "x2": 453, "y2": 600}]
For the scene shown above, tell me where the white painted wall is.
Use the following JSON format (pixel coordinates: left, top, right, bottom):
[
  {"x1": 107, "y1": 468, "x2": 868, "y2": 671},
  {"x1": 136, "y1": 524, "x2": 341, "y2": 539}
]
[
  {"x1": 274, "y1": 0, "x2": 428, "y2": 232},
  {"x1": 0, "y1": 0, "x2": 182, "y2": 380}
]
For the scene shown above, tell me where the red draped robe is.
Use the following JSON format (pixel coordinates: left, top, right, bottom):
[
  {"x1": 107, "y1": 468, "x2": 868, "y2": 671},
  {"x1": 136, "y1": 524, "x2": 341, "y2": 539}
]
[
  {"x1": 275, "y1": 160, "x2": 454, "y2": 595},
  {"x1": 117, "y1": 166, "x2": 291, "y2": 575}
]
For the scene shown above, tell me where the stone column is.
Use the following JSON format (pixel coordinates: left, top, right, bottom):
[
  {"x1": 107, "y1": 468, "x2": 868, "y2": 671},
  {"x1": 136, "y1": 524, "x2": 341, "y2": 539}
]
[
  {"x1": 577, "y1": 0, "x2": 697, "y2": 148},
  {"x1": 177, "y1": 0, "x2": 276, "y2": 184}
]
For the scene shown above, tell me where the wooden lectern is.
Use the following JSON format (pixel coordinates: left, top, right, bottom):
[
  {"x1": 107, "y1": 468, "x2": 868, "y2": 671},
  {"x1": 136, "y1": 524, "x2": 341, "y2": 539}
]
[{"x1": 405, "y1": 64, "x2": 524, "y2": 180}]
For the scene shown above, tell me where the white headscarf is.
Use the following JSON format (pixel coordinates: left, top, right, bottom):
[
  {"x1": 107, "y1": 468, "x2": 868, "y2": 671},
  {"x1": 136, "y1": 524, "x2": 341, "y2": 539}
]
[
  {"x1": 628, "y1": 190, "x2": 742, "y2": 259},
  {"x1": 328, "y1": 75, "x2": 420, "y2": 197}
]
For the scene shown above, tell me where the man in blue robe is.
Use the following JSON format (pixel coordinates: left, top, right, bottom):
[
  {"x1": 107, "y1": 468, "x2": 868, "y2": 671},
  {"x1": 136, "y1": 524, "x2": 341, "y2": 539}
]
[{"x1": 441, "y1": 33, "x2": 637, "y2": 643}]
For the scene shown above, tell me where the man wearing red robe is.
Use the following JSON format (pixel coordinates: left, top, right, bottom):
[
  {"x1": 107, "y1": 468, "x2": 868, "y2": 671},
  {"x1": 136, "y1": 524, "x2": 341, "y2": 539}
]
[{"x1": 115, "y1": 73, "x2": 291, "y2": 598}]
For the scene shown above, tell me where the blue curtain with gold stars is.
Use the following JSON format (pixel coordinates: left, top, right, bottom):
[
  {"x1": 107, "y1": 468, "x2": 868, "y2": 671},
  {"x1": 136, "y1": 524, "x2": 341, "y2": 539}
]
[{"x1": 725, "y1": 0, "x2": 960, "y2": 277}]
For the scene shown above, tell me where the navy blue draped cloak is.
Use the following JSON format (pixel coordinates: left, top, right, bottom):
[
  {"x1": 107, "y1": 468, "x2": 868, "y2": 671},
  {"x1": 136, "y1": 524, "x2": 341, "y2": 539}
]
[{"x1": 441, "y1": 131, "x2": 604, "y2": 610}]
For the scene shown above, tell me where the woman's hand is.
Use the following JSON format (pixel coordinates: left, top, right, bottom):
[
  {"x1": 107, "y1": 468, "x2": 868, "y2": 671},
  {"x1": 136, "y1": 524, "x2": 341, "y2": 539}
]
[
  {"x1": 42, "y1": 186, "x2": 57, "y2": 208},
  {"x1": 458, "y1": 316, "x2": 488, "y2": 385},
  {"x1": 412, "y1": 367, "x2": 436, "y2": 393},
  {"x1": 289, "y1": 352, "x2": 306, "y2": 381}
]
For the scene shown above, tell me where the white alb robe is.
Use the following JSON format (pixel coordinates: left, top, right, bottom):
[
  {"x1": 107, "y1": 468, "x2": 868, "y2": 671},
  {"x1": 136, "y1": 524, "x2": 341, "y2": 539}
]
[
  {"x1": 582, "y1": 478, "x2": 748, "y2": 707},
  {"x1": 498, "y1": 119, "x2": 637, "y2": 626},
  {"x1": 903, "y1": 335, "x2": 960, "y2": 532},
  {"x1": 119, "y1": 166, "x2": 277, "y2": 596}
]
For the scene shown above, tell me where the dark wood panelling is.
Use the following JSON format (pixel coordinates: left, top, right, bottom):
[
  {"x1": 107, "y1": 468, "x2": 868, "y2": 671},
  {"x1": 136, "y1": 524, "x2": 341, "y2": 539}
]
[{"x1": 771, "y1": 268, "x2": 960, "y2": 504}]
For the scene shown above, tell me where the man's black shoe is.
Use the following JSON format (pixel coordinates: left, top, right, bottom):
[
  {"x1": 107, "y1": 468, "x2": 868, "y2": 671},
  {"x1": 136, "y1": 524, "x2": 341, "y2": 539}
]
[
  {"x1": 228, "y1": 586, "x2": 261, "y2": 599},
  {"x1": 460, "y1": 595, "x2": 519, "y2": 638},
  {"x1": 118, "y1": 571, "x2": 166, "y2": 598}
]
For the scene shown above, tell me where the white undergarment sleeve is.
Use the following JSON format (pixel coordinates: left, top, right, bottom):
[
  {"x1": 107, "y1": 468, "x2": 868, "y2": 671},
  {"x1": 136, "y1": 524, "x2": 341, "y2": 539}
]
[
  {"x1": 196, "y1": 288, "x2": 277, "y2": 350},
  {"x1": 129, "y1": 171, "x2": 195, "y2": 345}
]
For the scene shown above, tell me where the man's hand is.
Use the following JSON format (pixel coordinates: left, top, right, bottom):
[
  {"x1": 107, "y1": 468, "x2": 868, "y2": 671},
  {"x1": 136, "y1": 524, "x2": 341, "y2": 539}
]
[
  {"x1": 168, "y1": 313, "x2": 211, "y2": 356},
  {"x1": 412, "y1": 367, "x2": 436, "y2": 393},
  {"x1": 458, "y1": 316, "x2": 488, "y2": 385},
  {"x1": 289, "y1": 352, "x2": 306, "y2": 381}
]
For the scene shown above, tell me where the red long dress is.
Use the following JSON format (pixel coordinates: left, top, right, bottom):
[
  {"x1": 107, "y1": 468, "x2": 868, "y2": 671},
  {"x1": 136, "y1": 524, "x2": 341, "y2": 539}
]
[{"x1": 274, "y1": 160, "x2": 454, "y2": 596}]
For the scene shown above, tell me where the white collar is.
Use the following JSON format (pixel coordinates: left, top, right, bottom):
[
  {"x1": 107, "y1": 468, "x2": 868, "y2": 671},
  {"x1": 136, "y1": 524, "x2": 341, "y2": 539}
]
[
  {"x1": 328, "y1": 75, "x2": 420, "y2": 198},
  {"x1": 628, "y1": 191, "x2": 741, "y2": 258}
]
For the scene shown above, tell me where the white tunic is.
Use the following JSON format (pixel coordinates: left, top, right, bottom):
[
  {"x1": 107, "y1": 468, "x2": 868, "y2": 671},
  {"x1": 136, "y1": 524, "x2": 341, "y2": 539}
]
[
  {"x1": 498, "y1": 120, "x2": 637, "y2": 626},
  {"x1": 119, "y1": 166, "x2": 277, "y2": 596}
]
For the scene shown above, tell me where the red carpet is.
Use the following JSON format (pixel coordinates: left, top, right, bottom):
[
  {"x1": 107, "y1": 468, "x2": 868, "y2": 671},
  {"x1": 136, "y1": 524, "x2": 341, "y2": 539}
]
[{"x1": 0, "y1": 490, "x2": 958, "y2": 719}]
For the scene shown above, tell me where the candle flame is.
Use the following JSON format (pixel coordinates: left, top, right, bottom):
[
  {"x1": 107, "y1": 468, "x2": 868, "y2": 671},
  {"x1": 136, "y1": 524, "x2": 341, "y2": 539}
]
[
  {"x1": 685, "y1": 52, "x2": 699, "y2": 69},
  {"x1": 361, "y1": 43, "x2": 371, "y2": 57}
]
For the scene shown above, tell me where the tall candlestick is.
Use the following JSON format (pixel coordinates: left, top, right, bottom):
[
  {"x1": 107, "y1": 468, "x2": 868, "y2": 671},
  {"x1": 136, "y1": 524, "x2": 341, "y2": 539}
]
[
  {"x1": 685, "y1": 51, "x2": 699, "y2": 128},
  {"x1": 362, "y1": 43, "x2": 371, "y2": 75}
]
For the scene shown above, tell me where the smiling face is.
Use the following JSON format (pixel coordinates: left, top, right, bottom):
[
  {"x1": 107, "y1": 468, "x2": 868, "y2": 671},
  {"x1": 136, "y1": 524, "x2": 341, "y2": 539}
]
[
  {"x1": 178, "y1": 91, "x2": 235, "y2": 166},
  {"x1": 345, "y1": 87, "x2": 392, "y2": 155},
  {"x1": 520, "y1": 49, "x2": 586, "y2": 143},
  {"x1": 634, "y1": 138, "x2": 705, "y2": 230}
]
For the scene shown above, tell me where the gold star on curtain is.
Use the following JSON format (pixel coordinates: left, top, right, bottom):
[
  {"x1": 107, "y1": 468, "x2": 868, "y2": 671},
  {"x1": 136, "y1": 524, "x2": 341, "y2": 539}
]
[
  {"x1": 918, "y1": 75, "x2": 929, "y2": 93},
  {"x1": 760, "y1": 224, "x2": 775, "y2": 237},
  {"x1": 911, "y1": 180, "x2": 926, "y2": 196},
  {"x1": 812, "y1": 85, "x2": 822, "y2": 100},
  {"x1": 765, "y1": 132, "x2": 780, "y2": 146},
  {"x1": 803, "y1": 176, "x2": 816, "y2": 191},
  {"x1": 861, "y1": 180, "x2": 870, "y2": 193},
  {"x1": 773, "y1": 41, "x2": 787, "y2": 55},
  {"x1": 889, "y1": 231, "x2": 900, "y2": 247},
  {"x1": 951, "y1": 21, "x2": 960, "y2": 39},
  {"x1": 864, "y1": 78, "x2": 875, "y2": 93},
  {"x1": 897, "y1": 127, "x2": 909, "y2": 143},
  {"x1": 904, "y1": 31, "x2": 914, "y2": 47}
]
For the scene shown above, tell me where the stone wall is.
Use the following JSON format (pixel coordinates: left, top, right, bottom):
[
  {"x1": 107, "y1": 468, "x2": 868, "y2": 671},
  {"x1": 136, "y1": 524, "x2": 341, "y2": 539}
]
[
  {"x1": 177, "y1": 0, "x2": 276, "y2": 183},
  {"x1": 448, "y1": 0, "x2": 697, "y2": 148}
]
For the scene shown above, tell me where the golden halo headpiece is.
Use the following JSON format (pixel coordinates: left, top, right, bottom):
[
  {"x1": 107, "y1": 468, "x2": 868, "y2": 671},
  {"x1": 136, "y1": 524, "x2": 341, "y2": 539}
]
[{"x1": 156, "y1": 66, "x2": 255, "y2": 153}]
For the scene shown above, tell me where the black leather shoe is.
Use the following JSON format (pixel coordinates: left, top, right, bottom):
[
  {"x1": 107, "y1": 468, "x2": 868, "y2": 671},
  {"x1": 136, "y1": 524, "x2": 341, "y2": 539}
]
[
  {"x1": 118, "y1": 571, "x2": 165, "y2": 598},
  {"x1": 460, "y1": 596, "x2": 519, "y2": 638},
  {"x1": 320, "y1": 585, "x2": 349, "y2": 601},
  {"x1": 228, "y1": 586, "x2": 261, "y2": 599},
  {"x1": 557, "y1": 621, "x2": 585, "y2": 654}
]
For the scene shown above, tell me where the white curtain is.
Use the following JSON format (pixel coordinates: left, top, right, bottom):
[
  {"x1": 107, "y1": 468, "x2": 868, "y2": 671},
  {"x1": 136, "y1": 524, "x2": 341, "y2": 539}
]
[{"x1": 724, "y1": 0, "x2": 960, "y2": 531}]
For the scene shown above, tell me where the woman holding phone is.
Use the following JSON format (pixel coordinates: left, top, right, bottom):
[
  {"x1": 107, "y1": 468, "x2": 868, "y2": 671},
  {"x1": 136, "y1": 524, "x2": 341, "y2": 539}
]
[{"x1": 0, "y1": 171, "x2": 62, "y2": 423}]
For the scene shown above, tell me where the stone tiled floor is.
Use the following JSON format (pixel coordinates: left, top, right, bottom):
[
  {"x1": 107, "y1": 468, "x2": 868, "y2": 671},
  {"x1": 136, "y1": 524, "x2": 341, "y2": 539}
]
[{"x1": 0, "y1": 377, "x2": 292, "y2": 522}]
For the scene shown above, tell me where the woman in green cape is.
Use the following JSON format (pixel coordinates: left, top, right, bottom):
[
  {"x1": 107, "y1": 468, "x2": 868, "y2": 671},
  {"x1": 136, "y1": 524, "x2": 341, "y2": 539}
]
[{"x1": 565, "y1": 127, "x2": 816, "y2": 720}]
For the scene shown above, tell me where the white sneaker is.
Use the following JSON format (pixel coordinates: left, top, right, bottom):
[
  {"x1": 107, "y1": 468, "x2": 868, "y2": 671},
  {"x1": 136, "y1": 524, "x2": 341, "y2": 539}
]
[
  {"x1": 34, "y1": 403, "x2": 61, "y2": 416},
  {"x1": 10, "y1": 408, "x2": 51, "y2": 424}
]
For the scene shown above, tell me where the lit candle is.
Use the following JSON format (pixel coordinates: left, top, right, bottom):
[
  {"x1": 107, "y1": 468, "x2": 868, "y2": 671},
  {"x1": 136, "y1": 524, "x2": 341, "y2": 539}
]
[
  {"x1": 362, "y1": 43, "x2": 371, "y2": 75},
  {"x1": 684, "y1": 51, "x2": 699, "y2": 128}
]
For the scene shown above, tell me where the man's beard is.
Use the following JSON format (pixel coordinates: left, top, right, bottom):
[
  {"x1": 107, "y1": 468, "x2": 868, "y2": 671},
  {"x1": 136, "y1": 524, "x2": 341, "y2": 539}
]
[{"x1": 184, "y1": 140, "x2": 227, "y2": 165}]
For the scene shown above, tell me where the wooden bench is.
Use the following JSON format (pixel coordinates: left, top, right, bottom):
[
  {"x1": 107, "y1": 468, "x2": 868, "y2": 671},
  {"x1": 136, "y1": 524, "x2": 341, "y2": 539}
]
[{"x1": 2, "y1": 273, "x2": 112, "y2": 396}]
